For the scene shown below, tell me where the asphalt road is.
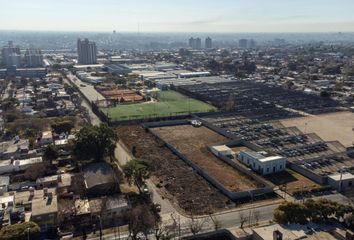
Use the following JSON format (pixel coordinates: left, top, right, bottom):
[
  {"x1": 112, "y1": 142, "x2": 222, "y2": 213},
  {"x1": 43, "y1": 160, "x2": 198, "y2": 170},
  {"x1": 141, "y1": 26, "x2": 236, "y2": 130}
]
[
  {"x1": 67, "y1": 72, "x2": 105, "y2": 102},
  {"x1": 64, "y1": 74, "x2": 102, "y2": 126}
]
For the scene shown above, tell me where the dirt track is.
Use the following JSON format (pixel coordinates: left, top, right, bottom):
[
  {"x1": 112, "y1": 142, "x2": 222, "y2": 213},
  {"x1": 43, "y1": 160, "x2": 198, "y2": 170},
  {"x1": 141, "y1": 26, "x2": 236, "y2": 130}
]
[{"x1": 152, "y1": 125, "x2": 263, "y2": 192}]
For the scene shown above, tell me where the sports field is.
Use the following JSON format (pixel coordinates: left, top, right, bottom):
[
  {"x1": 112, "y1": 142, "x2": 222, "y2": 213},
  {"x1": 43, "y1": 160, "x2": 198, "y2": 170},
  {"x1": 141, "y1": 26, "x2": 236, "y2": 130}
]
[{"x1": 101, "y1": 91, "x2": 216, "y2": 121}]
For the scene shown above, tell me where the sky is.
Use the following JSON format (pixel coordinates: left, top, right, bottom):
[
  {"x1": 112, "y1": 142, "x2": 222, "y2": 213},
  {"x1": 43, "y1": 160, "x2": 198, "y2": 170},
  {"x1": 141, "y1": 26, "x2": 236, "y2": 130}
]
[{"x1": 1, "y1": 0, "x2": 354, "y2": 32}]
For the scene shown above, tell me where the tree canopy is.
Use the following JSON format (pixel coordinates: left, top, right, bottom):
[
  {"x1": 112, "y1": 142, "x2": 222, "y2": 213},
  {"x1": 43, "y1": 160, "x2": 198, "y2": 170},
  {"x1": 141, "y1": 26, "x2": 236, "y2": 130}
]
[
  {"x1": 51, "y1": 120, "x2": 75, "y2": 134},
  {"x1": 123, "y1": 159, "x2": 150, "y2": 194},
  {"x1": 273, "y1": 199, "x2": 352, "y2": 225},
  {"x1": 73, "y1": 123, "x2": 118, "y2": 162},
  {"x1": 0, "y1": 221, "x2": 40, "y2": 240}
]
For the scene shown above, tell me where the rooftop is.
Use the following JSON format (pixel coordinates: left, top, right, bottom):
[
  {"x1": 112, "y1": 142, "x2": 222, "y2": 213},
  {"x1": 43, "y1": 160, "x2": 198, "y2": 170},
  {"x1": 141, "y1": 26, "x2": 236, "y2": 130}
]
[{"x1": 328, "y1": 172, "x2": 354, "y2": 181}]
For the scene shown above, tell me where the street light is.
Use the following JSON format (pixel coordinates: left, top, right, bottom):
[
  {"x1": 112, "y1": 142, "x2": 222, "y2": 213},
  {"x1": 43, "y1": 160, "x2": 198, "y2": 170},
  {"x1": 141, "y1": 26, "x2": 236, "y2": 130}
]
[{"x1": 339, "y1": 166, "x2": 347, "y2": 192}]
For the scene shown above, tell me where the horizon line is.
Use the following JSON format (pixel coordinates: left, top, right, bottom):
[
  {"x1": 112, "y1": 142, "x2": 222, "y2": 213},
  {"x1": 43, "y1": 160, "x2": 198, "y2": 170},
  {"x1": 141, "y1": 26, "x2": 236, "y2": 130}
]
[{"x1": 0, "y1": 29, "x2": 353, "y2": 34}]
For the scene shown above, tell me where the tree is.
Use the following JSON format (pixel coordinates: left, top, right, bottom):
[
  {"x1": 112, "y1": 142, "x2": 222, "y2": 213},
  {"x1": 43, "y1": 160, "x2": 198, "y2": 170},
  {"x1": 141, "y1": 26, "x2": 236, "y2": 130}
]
[
  {"x1": 240, "y1": 212, "x2": 247, "y2": 229},
  {"x1": 52, "y1": 120, "x2": 75, "y2": 134},
  {"x1": 123, "y1": 159, "x2": 150, "y2": 194},
  {"x1": 274, "y1": 199, "x2": 345, "y2": 225},
  {"x1": 225, "y1": 93, "x2": 236, "y2": 111},
  {"x1": 253, "y1": 210, "x2": 260, "y2": 225},
  {"x1": 188, "y1": 216, "x2": 207, "y2": 236},
  {"x1": 73, "y1": 123, "x2": 118, "y2": 162},
  {"x1": 24, "y1": 163, "x2": 48, "y2": 181},
  {"x1": 128, "y1": 205, "x2": 156, "y2": 240},
  {"x1": 0, "y1": 221, "x2": 40, "y2": 240},
  {"x1": 152, "y1": 204, "x2": 172, "y2": 240},
  {"x1": 43, "y1": 144, "x2": 59, "y2": 161}
]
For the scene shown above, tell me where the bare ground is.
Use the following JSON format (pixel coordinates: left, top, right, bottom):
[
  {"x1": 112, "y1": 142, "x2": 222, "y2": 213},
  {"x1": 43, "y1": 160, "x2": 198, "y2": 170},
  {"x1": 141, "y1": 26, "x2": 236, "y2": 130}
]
[
  {"x1": 281, "y1": 111, "x2": 354, "y2": 147},
  {"x1": 116, "y1": 125, "x2": 231, "y2": 215},
  {"x1": 152, "y1": 125, "x2": 263, "y2": 192}
]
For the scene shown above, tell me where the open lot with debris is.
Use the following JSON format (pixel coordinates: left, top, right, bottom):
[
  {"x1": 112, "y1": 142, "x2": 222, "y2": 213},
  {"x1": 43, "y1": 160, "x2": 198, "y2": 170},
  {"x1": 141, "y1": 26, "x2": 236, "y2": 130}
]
[
  {"x1": 281, "y1": 111, "x2": 354, "y2": 148},
  {"x1": 116, "y1": 125, "x2": 231, "y2": 215},
  {"x1": 151, "y1": 125, "x2": 264, "y2": 192}
]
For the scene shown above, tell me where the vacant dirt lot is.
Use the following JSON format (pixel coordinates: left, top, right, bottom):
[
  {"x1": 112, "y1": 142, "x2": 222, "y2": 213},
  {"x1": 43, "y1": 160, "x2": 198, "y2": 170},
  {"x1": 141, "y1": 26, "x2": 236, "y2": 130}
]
[
  {"x1": 281, "y1": 111, "x2": 354, "y2": 147},
  {"x1": 116, "y1": 125, "x2": 231, "y2": 215},
  {"x1": 265, "y1": 170, "x2": 321, "y2": 195},
  {"x1": 152, "y1": 125, "x2": 263, "y2": 192}
]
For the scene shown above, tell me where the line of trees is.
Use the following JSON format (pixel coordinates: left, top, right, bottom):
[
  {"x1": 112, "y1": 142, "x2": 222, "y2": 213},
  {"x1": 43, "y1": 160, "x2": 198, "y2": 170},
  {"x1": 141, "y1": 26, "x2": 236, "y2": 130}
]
[{"x1": 274, "y1": 199, "x2": 354, "y2": 228}]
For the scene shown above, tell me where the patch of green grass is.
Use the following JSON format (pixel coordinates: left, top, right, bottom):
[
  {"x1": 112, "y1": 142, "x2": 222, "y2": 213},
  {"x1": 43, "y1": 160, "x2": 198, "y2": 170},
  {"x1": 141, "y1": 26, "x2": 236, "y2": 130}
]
[{"x1": 101, "y1": 90, "x2": 217, "y2": 121}]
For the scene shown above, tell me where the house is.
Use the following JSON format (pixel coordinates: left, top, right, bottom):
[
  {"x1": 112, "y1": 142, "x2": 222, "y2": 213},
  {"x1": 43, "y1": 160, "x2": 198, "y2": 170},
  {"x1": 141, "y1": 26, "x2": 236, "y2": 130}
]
[
  {"x1": 31, "y1": 190, "x2": 58, "y2": 231},
  {"x1": 36, "y1": 173, "x2": 72, "y2": 193},
  {"x1": 0, "y1": 157, "x2": 43, "y2": 174},
  {"x1": 0, "y1": 195, "x2": 15, "y2": 226},
  {"x1": 328, "y1": 172, "x2": 354, "y2": 191},
  {"x1": 210, "y1": 145, "x2": 233, "y2": 157},
  {"x1": 89, "y1": 195, "x2": 129, "y2": 227},
  {"x1": 9, "y1": 188, "x2": 58, "y2": 231},
  {"x1": 0, "y1": 139, "x2": 29, "y2": 160},
  {"x1": 237, "y1": 151, "x2": 286, "y2": 175},
  {"x1": 252, "y1": 223, "x2": 342, "y2": 240},
  {"x1": 40, "y1": 131, "x2": 53, "y2": 145},
  {"x1": 0, "y1": 176, "x2": 10, "y2": 195},
  {"x1": 83, "y1": 162, "x2": 120, "y2": 197}
]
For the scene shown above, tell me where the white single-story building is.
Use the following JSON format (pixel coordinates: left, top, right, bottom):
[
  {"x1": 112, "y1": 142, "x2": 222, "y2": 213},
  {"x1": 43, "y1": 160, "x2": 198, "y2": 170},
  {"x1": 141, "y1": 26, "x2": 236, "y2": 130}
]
[
  {"x1": 237, "y1": 151, "x2": 286, "y2": 175},
  {"x1": 328, "y1": 172, "x2": 354, "y2": 191},
  {"x1": 0, "y1": 157, "x2": 43, "y2": 174},
  {"x1": 210, "y1": 145, "x2": 233, "y2": 157}
]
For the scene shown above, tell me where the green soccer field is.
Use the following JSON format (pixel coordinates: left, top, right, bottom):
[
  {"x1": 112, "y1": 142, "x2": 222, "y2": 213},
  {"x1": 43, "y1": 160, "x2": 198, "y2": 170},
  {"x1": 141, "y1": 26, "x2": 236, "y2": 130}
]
[{"x1": 101, "y1": 90, "x2": 217, "y2": 121}]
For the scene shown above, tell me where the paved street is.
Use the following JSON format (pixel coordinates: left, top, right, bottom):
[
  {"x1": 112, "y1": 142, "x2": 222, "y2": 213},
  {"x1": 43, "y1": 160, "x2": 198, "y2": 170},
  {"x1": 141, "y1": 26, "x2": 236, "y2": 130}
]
[
  {"x1": 67, "y1": 72, "x2": 105, "y2": 102},
  {"x1": 64, "y1": 75, "x2": 102, "y2": 126},
  {"x1": 1, "y1": 82, "x2": 11, "y2": 100}
]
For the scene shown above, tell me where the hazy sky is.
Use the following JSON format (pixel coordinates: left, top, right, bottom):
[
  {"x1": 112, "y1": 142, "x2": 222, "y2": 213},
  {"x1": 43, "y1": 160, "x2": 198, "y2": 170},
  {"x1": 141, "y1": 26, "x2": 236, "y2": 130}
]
[{"x1": 1, "y1": 0, "x2": 354, "y2": 32}]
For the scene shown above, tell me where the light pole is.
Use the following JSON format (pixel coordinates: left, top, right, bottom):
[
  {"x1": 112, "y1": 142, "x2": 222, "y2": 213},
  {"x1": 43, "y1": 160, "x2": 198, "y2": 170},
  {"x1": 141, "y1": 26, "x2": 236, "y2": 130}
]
[
  {"x1": 339, "y1": 166, "x2": 347, "y2": 192},
  {"x1": 27, "y1": 227, "x2": 30, "y2": 240}
]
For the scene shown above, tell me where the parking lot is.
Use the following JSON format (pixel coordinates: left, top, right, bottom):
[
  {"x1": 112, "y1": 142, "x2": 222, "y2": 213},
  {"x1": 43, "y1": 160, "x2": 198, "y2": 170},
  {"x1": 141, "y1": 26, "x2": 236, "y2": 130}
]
[
  {"x1": 281, "y1": 111, "x2": 354, "y2": 148},
  {"x1": 178, "y1": 81, "x2": 341, "y2": 119}
]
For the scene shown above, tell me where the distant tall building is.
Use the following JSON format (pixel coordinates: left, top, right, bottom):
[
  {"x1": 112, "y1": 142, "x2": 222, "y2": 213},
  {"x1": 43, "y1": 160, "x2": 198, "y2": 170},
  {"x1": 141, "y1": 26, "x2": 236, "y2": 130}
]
[
  {"x1": 249, "y1": 39, "x2": 256, "y2": 48},
  {"x1": 188, "y1": 37, "x2": 202, "y2": 50},
  {"x1": 195, "y1": 38, "x2": 202, "y2": 49},
  {"x1": 189, "y1": 37, "x2": 196, "y2": 48},
  {"x1": 239, "y1": 39, "x2": 248, "y2": 48},
  {"x1": 77, "y1": 38, "x2": 97, "y2": 65},
  {"x1": 1, "y1": 41, "x2": 21, "y2": 67},
  {"x1": 205, "y1": 37, "x2": 212, "y2": 49},
  {"x1": 25, "y1": 48, "x2": 43, "y2": 67}
]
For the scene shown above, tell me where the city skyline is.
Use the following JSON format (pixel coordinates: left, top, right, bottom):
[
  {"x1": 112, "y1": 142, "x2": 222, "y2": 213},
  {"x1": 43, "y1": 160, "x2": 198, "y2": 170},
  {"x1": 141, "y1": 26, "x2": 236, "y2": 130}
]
[{"x1": 1, "y1": 0, "x2": 354, "y2": 33}]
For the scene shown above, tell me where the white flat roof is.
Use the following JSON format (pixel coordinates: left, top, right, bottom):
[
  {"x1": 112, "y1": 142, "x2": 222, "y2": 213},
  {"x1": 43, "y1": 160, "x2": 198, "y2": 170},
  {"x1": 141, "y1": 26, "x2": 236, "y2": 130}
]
[
  {"x1": 329, "y1": 172, "x2": 354, "y2": 181},
  {"x1": 259, "y1": 156, "x2": 285, "y2": 162},
  {"x1": 212, "y1": 145, "x2": 232, "y2": 152}
]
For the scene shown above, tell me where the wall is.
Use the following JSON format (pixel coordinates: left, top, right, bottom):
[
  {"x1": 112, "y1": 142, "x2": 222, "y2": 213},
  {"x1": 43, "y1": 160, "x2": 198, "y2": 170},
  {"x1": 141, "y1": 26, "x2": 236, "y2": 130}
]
[
  {"x1": 148, "y1": 124, "x2": 274, "y2": 201},
  {"x1": 288, "y1": 162, "x2": 327, "y2": 185}
]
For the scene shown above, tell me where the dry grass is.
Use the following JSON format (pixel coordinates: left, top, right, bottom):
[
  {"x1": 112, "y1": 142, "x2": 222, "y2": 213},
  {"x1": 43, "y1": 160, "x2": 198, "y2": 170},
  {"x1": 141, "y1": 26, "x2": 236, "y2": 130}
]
[{"x1": 152, "y1": 125, "x2": 264, "y2": 192}]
